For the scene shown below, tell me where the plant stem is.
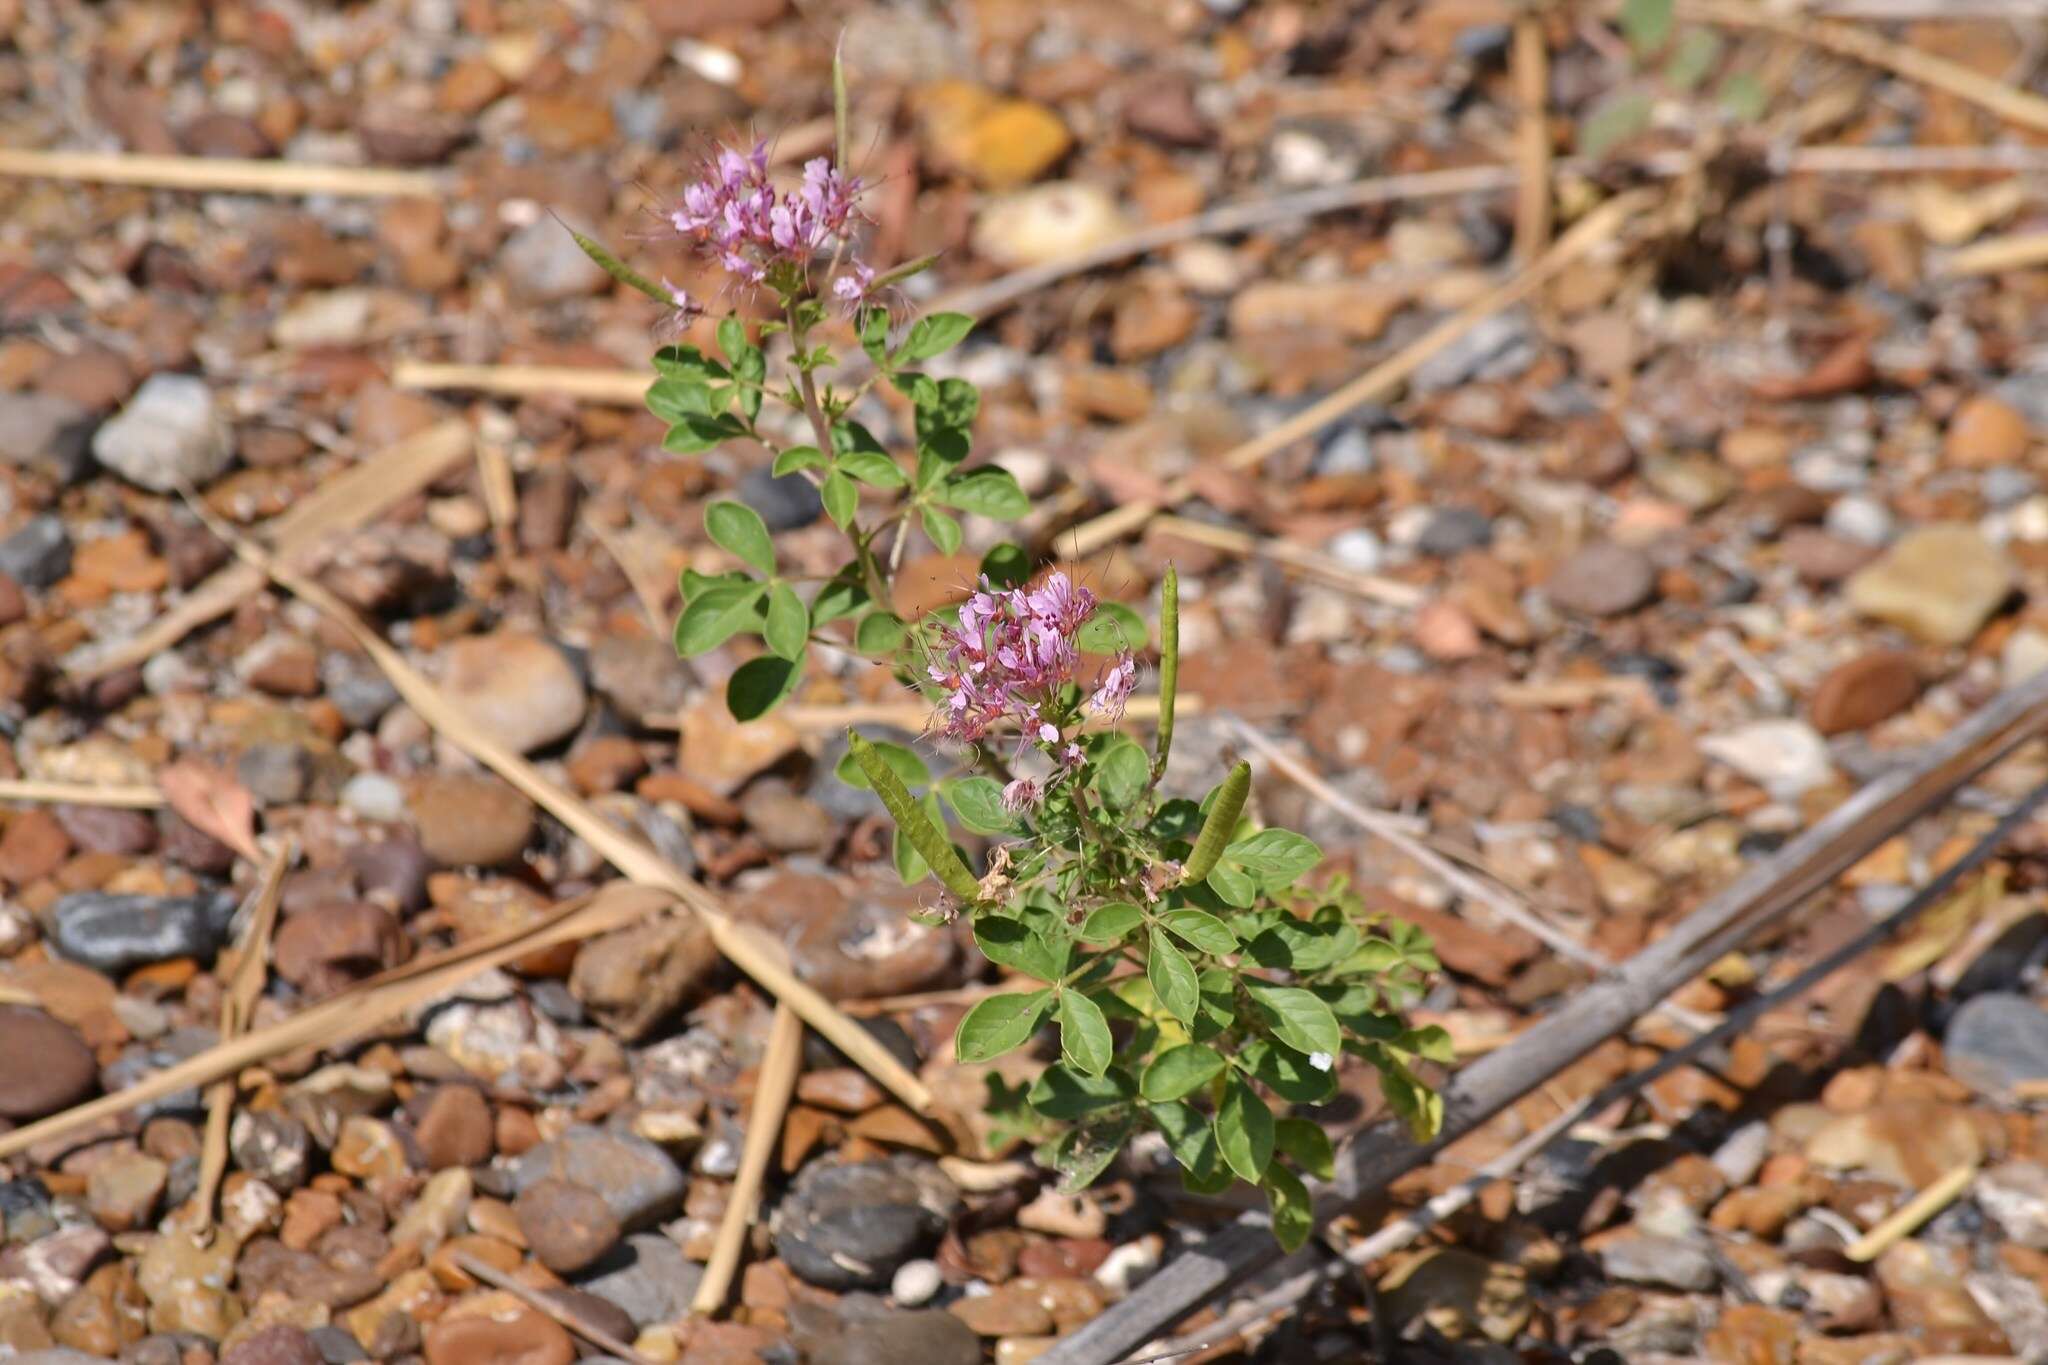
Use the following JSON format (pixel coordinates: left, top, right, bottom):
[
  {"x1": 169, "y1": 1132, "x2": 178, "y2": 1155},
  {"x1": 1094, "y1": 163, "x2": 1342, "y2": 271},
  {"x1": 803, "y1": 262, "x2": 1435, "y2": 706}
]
[{"x1": 789, "y1": 298, "x2": 893, "y2": 609}]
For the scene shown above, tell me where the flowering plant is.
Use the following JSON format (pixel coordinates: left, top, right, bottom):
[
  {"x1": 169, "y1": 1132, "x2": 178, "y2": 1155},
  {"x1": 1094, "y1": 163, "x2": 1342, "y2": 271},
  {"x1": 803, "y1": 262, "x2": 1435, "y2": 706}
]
[{"x1": 572, "y1": 89, "x2": 1442, "y2": 1248}]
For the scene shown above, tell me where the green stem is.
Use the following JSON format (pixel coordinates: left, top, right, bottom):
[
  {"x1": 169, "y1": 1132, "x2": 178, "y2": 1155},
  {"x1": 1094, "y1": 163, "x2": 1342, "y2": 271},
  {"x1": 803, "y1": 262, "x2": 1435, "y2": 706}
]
[{"x1": 789, "y1": 298, "x2": 893, "y2": 608}]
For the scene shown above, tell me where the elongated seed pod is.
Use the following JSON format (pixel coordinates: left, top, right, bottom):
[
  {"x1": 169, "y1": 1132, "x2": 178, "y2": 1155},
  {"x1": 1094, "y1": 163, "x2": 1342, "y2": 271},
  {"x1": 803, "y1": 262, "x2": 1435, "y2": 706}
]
[
  {"x1": 1152, "y1": 565, "x2": 1179, "y2": 784},
  {"x1": 1182, "y1": 760, "x2": 1250, "y2": 884},
  {"x1": 562, "y1": 223, "x2": 672, "y2": 305},
  {"x1": 849, "y1": 732, "x2": 982, "y2": 901}
]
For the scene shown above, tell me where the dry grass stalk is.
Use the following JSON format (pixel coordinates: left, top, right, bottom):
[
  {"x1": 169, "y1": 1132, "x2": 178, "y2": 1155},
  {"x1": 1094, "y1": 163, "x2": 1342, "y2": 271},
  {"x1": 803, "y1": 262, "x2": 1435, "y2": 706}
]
[
  {"x1": 691, "y1": 1004, "x2": 805, "y2": 1315},
  {"x1": 189, "y1": 842, "x2": 291, "y2": 1234},
  {"x1": 1148, "y1": 515, "x2": 1426, "y2": 608},
  {"x1": 451, "y1": 1252, "x2": 659, "y2": 1364},
  {"x1": 0, "y1": 884, "x2": 673, "y2": 1160},
  {"x1": 68, "y1": 419, "x2": 472, "y2": 681},
  {"x1": 0, "y1": 148, "x2": 441, "y2": 197},
  {"x1": 1059, "y1": 188, "x2": 1661, "y2": 558},
  {"x1": 185, "y1": 501, "x2": 935, "y2": 1114},
  {"x1": 0, "y1": 780, "x2": 163, "y2": 808},
  {"x1": 1512, "y1": 10, "x2": 1554, "y2": 261},
  {"x1": 391, "y1": 362, "x2": 653, "y2": 405},
  {"x1": 1944, "y1": 229, "x2": 2048, "y2": 277},
  {"x1": 1844, "y1": 1161, "x2": 1976, "y2": 1262}
]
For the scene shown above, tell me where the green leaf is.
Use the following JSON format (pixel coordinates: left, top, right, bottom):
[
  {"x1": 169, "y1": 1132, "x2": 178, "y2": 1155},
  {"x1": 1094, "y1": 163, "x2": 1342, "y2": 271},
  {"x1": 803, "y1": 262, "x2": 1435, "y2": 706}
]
[
  {"x1": 1149, "y1": 1100, "x2": 1221, "y2": 1181},
  {"x1": 705, "y1": 501, "x2": 775, "y2": 575},
  {"x1": 1216, "y1": 1078, "x2": 1275, "y2": 1182},
  {"x1": 1183, "y1": 762, "x2": 1250, "y2": 883},
  {"x1": 1579, "y1": 90, "x2": 1654, "y2": 159},
  {"x1": 732, "y1": 342, "x2": 766, "y2": 422},
  {"x1": 981, "y1": 542, "x2": 1031, "y2": 589},
  {"x1": 726, "y1": 652, "x2": 803, "y2": 720},
  {"x1": 935, "y1": 466, "x2": 1028, "y2": 520},
  {"x1": 563, "y1": 224, "x2": 672, "y2": 304},
  {"x1": 956, "y1": 990, "x2": 1051, "y2": 1063},
  {"x1": 1141, "y1": 1044, "x2": 1226, "y2": 1102},
  {"x1": 1665, "y1": 26, "x2": 1722, "y2": 90},
  {"x1": 943, "y1": 776, "x2": 1018, "y2": 835},
  {"x1": 646, "y1": 378, "x2": 716, "y2": 423},
  {"x1": 1207, "y1": 863, "x2": 1257, "y2": 909},
  {"x1": 1079, "y1": 902, "x2": 1143, "y2": 945},
  {"x1": 1197, "y1": 967, "x2": 1237, "y2": 1032},
  {"x1": 1092, "y1": 738, "x2": 1150, "y2": 811},
  {"x1": 1246, "y1": 1039, "x2": 1339, "y2": 1105},
  {"x1": 1159, "y1": 908, "x2": 1236, "y2": 955},
  {"x1": 836, "y1": 449, "x2": 910, "y2": 489},
  {"x1": 1246, "y1": 982, "x2": 1342, "y2": 1059},
  {"x1": 652, "y1": 344, "x2": 727, "y2": 383},
  {"x1": 859, "y1": 307, "x2": 892, "y2": 367},
  {"x1": 849, "y1": 731, "x2": 981, "y2": 902},
  {"x1": 1223, "y1": 829, "x2": 1321, "y2": 889},
  {"x1": 716, "y1": 317, "x2": 748, "y2": 363},
  {"x1": 1274, "y1": 1118, "x2": 1335, "y2": 1181},
  {"x1": 1396, "y1": 1025, "x2": 1456, "y2": 1065},
  {"x1": 1027, "y1": 1062, "x2": 1133, "y2": 1119},
  {"x1": 834, "y1": 739, "x2": 929, "y2": 791},
  {"x1": 1077, "y1": 602, "x2": 1146, "y2": 653},
  {"x1": 975, "y1": 914, "x2": 1069, "y2": 984},
  {"x1": 900, "y1": 312, "x2": 975, "y2": 362},
  {"x1": 1147, "y1": 929, "x2": 1199, "y2": 1027},
  {"x1": 1719, "y1": 69, "x2": 1768, "y2": 121},
  {"x1": 854, "y1": 612, "x2": 906, "y2": 655},
  {"x1": 921, "y1": 506, "x2": 963, "y2": 556},
  {"x1": 891, "y1": 790, "x2": 948, "y2": 884},
  {"x1": 821, "y1": 472, "x2": 857, "y2": 530},
  {"x1": 1059, "y1": 990, "x2": 1113, "y2": 1077},
  {"x1": 1049, "y1": 1116, "x2": 1134, "y2": 1194},
  {"x1": 810, "y1": 569, "x2": 867, "y2": 626},
  {"x1": 1619, "y1": 0, "x2": 1673, "y2": 56},
  {"x1": 771, "y1": 444, "x2": 829, "y2": 477},
  {"x1": 1155, "y1": 565, "x2": 1178, "y2": 782},
  {"x1": 1247, "y1": 921, "x2": 1353, "y2": 973},
  {"x1": 1149, "y1": 799, "x2": 1202, "y2": 843},
  {"x1": 763, "y1": 583, "x2": 808, "y2": 660},
  {"x1": 1262, "y1": 1165, "x2": 1313, "y2": 1252},
  {"x1": 1372, "y1": 1050, "x2": 1445, "y2": 1142},
  {"x1": 663, "y1": 413, "x2": 746, "y2": 454},
  {"x1": 673, "y1": 582, "x2": 765, "y2": 656}
]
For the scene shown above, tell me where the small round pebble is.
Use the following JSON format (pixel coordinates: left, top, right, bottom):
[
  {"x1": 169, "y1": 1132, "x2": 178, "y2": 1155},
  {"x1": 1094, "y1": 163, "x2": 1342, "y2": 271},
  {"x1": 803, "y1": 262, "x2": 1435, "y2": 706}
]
[{"x1": 892, "y1": 1257, "x2": 942, "y2": 1306}]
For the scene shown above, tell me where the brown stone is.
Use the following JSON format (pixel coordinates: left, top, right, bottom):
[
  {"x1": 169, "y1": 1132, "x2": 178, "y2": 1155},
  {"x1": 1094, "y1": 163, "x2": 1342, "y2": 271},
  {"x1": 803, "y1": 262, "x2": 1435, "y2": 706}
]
[
  {"x1": 423, "y1": 1308, "x2": 575, "y2": 1365},
  {"x1": 414, "y1": 1084, "x2": 493, "y2": 1170},
  {"x1": 568, "y1": 916, "x2": 720, "y2": 1042},
  {"x1": 513, "y1": 1178, "x2": 621, "y2": 1275},
  {"x1": 273, "y1": 902, "x2": 404, "y2": 996},
  {"x1": 1946, "y1": 393, "x2": 2032, "y2": 467},
  {"x1": 409, "y1": 773, "x2": 535, "y2": 868},
  {"x1": 565, "y1": 735, "x2": 648, "y2": 795},
  {"x1": 0, "y1": 1005, "x2": 98, "y2": 1118},
  {"x1": 0, "y1": 808, "x2": 71, "y2": 884},
  {"x1": 1809, "y1": 651, "x2": 1921, "y2": 736}
]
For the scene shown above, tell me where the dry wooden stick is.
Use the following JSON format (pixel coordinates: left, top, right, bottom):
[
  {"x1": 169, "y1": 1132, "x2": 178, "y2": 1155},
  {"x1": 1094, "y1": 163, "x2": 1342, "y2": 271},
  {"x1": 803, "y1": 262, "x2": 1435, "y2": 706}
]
[
  {"x1": 691, "y1": 1004, "x2": 804, "y2": 1316},
  {"x1": 185, "y1": 501, "x2": 933, "y2": 1114},
  {"x1": 451, "y1": 1252, "x2": 659, "y2": 1365},
  {"x1": 390, "y1": 363, "x2": 653, "y2": 406},
  {"x1": 0, "y1": 780, "x2": 163, "y2": 808},
  {"x1": 0, "y1": 883, "x2": 671, "y2": 1159},
  {"x1": 1844, "y1": 1161, "x2": 1976, "y2": 1262},
  {"x1": 67, "y1": 419, "x2": 472, "y2": 681},
  {"x1": 0, "y1": 148, "x2": 442, "y2": 198},
  {"x1": 189, "y1": 842, "x2": 291, "y2": 1233},
  {"x1": 1511, "y1": 7, "x2": 1554, "y2": 261},
  {"x1": 1678, "y1": 0, "x2": 2048, "y2": 135},
  {"x1": 1148, "y1": 516, "x2": 1426, "y2": 608},
  {"x1": 1944, "y1": 230, "x2": 2048, "y2": 277},
  {"x1": 1040, "y1": 666, "x2": 2048, "y2": 1365},
  {"x1": 1058, "y1": 188, "x2": 1660, "y2": 560}
]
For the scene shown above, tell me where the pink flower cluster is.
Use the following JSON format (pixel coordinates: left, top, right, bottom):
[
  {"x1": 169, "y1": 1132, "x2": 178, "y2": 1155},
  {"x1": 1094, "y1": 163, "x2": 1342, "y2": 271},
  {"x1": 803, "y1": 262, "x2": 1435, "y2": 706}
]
[
  {"x1": 926, "y1": 572, "x2": 1139, "y2": 812},
  {"x1": 664, "y1": 141, "x2": 871, "y2": 314}
]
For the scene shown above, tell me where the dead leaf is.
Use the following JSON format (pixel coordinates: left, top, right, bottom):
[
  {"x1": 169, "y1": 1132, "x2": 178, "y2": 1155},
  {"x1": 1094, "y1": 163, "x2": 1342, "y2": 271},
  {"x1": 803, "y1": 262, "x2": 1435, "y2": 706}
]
[{"x1": 159, "y1": 761, "x2": 259, "y2": 862}]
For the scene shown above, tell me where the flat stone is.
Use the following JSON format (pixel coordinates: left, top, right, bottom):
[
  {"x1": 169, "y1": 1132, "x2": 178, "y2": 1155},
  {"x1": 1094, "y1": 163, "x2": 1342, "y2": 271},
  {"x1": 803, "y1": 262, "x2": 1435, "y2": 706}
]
[
  {"x1": 1545, "y1": 541, "x2": 1656, "y2": 617},
  {"x1": 568, "y1": 917, "x2": 720, "y2": 1042},
  {"x1": 515, "y1": 1177, "x2": 621, "y2": 1274},
  {"x1": 772, "y1": 1156, "x2": 960, "y2": 1290},
  {"x1": 0, "y1": 392, "x2": 96, "y2": 482},
  {"x1": 0, "y1": 517, "x2": 72, "y2": 589},
  {"x1": 678, "y1": 695, "x2": 801, "y2": 795},
  {"x1": 587, "y1": 636, "x2": 690, "y2": 728},
  {"x1": 1698, "y1": 719, "x2": 1834, "y2": 799},
  {"x1": 91, "y1": 374, "x2": 234, "y2": 492},
  {"x1": 573, "y1": 1232, "x2": 701, "y2": 1327},
  {"x1": 501, "y1": 218, "x2": 607, "y2": 305},
  {"x1": 1598, "y1": 1235, "x2": 1718, "y2": 1292},
  {"x1": 512, "y1": 1127, "x2": 685, "y2": 1231},
  {"x1": 0, "y1": 1007, "x2": 97, "y2": 1119},
  {"x1": 1810, "y1": 650, "x2": 1921, "y2": 736},
  {"x1": 803, "y1": 1308, "x2": 982, "y2": 1365},
  {"x1": 409, "y1": 773, "x2": 535, "y2": 868},
  {"x1": 436, "y1": 633, "x2": 586, "y2": 755},
  {"x1": 48, "y1": 891, "x2": 237, "y2": 974},
  {"x1": 1947, "y1": 993, "x2": 2048, "y2": 1097},
  {"x1": 1845, "y1": 522, "x2": 2015, "y2": 646}
]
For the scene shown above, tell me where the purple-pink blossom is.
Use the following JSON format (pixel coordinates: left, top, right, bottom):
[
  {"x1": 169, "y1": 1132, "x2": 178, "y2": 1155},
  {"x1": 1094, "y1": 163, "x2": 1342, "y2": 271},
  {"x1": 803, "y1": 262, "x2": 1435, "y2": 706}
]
[
  {"x1": 667, "y1": 141, "x2": 870, "y2": 300},
  {"x1": 926, "y1": 572, "x2": 1140, "y2": 808}
]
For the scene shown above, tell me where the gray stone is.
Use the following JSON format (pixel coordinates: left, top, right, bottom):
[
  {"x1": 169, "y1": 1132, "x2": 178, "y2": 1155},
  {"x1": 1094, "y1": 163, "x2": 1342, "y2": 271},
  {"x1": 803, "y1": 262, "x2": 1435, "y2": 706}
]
[
  {"x1": 1546, "y1": 541, "x2": 1655, "y2": 617},
  {"x1": 236, "y1": 741, "x2": 313, "y2": 806},
  {"x1": 588, "y1": 635, "x2": 691, "y2": 728},
  {"x1": 0, "y1": 391, "x2": 96, "y2": 482},
  {"x1": 1411, "y1": 310, "x2": 1536, "y2": 391},
  {"x1": 802, "y1": 1309, "x2": 981, "y2": 1365},
  {"x1": 1599, "y1": 1234, "x2": 1719, "y2": 1292},
  {"x1": 511, "y1": 1126, "x2": 685, "y2": 1231},
  {"x1": 49, "y1": 890, "x2": 238, "y2": 974},
  {"x1": 0, "y1": 516, "x2": 71, "y2": 588},
  {"x1": 1947, "y1": 993, "x2": 2048, "y2": 1096},
  {"x1": 91, "y1": 374, "x2": 234, "y2": 491},
  {"x1": 1416, "y1": 505, "x2": 1492, "y2": 556},
  {"x1": 322, "y1": 653, "x2": 400, "y2": 729},
  {"x1": 502, "y1": 218, "x2": 607, "y2": 304},
  {"x1": 739, "y1": 464, "x2": 823, "y2": 532},
  {"x1": 573, "y1": 1232, "x2": 701, "y2": 1328},
  {"x1": 772, "y1": 1156, "x2": 960, "y2": 1290}
]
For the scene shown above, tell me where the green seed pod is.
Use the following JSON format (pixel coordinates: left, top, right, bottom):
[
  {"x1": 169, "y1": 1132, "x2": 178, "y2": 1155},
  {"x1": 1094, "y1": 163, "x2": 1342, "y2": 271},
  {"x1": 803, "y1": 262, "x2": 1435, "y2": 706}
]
[
  {"x1": 849, "y1": 731, "x2": 982, "y2": 902},
  {"x1": 1183, "y1": 760, "x2": 1251, "y2": 884},
  {"x1": 1152, "y1": 565, "x2": 1179, "y2": 784},
  {"x1": 561, "y1": 222, "x2": 672, "y2": 305}
]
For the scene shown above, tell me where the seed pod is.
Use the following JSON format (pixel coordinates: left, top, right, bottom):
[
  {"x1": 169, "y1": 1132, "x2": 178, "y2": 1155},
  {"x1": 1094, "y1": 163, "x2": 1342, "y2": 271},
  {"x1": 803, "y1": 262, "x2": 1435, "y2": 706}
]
[
  {"x1": 1183, "y1": 760, "x2": 1251, "y2": 884},
  {"x1": 1152, "y1": 565, "x2": 1179, "y2": 784},
  {"x1": 849, "y1": 731, "x2": 982, "y2": 902}
]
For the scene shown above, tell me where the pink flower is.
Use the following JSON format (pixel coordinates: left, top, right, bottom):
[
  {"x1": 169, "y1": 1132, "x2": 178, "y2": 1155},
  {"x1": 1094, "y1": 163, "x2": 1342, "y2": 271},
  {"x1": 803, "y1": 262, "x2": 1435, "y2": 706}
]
[
  {"x1": 1087, "y1": 653, "x2": 1138, "y2": 723},
  {"x1": 665, "y1": 141, "x2": 872, "y2": 300},
  {"x1": 1001, "y1": 777, "x2": 1041, "y2": 813},
  {"x1": 927, "y1": 572, "x2": 1108, "y2": 758}
]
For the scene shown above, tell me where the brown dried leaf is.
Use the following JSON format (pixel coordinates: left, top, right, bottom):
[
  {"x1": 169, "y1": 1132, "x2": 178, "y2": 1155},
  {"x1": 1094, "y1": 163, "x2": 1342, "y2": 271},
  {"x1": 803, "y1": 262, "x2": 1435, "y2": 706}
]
[{"x1": 159, "y1": 761, "x2": 259, "y2": 862}]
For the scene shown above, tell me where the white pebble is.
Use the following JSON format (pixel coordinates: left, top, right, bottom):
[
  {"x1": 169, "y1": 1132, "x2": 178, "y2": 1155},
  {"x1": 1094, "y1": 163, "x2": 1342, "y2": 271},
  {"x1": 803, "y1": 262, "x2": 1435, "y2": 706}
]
[
  {"x1": 1326, "y1": 528, "x2": 1384, "y2": 574},
  {"x1": 340, "y1": 772, "x2": 406, "y2": 823},
  {"x1": 1095, "y1": 1234, "x2": 1163, "y2": 1295},
  {"x1": 1824, "y1": 494, "x2": 1892, "y2": 546},
  {"x1": 892, "y1": 1258, "x2": 941, "y2": 1306}
]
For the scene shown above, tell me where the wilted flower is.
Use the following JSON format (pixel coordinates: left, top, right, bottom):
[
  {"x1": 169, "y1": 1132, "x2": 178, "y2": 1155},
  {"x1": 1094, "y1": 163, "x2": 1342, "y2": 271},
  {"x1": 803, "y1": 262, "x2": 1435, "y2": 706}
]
[{"x1": 668, "y1": 141, "x2": 871, "y2": 299}]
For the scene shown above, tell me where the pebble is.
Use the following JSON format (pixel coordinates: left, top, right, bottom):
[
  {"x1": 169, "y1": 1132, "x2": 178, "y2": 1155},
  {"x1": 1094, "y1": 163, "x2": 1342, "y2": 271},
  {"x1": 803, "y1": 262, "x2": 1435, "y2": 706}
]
[
  {"x1": 588, "y1": 636, "x2": 690, "y2": 728},
  {"x1": 0, "y1": 516, "x2": 73, "y2": 589},
  {"x1": 1416, "y1": 505, "x2": 1493, "y2": 556},
  {"x1": 436, "y1": 633, "x2": 586, "y2": 755},
  {"x1": 1546, "y1": 541, "x2": 1656, "y2": 616},
  {"x1": 512, "y1": 1127, "x2": 686, "y2": 1231},
  {"x1": 501, "y1": 218, "x2": 607, "y2": 305},
  {"x1": 90, "y1": 375, "x2": 234, "y2": 492},
  {"x1": 1946, "y1": 993, "x2": 2048, "y2": 1096},
  {"x1": 1825, "y1": 493, "x2": 1894, "y2": 545},
  {"x1": 271, "y1": 902, "x2": 403, "y2": 996},
  {"x1": 413, "y1": 1084, "x2": 493, "y2": 1170},
  {"x1": 422, "y1": 1308, "x2": 575, "y2": 1365},
  {"x1": 1699, "y1": 719, "x2": 1834, "y2": 799},
  {"x1": 892, "y1": 1258, "x2": 942, "y2": 1306},
  {"x1": 85, "y1": 1153, "x2": 166, "y2": 1233},
  {"x1": 48, "y1": 890, "x2": 237, "y2": 974},
  {"x1": 740, "y1": 781, "x2": 838, "y2": 852},
  {"x1": 772, "y1": 1157, "x2": 961, "y2": 1290},
  {"x1": 1979, "y1": 1162, "x2": 2048, "y2": 1249},
  {"x1": 339, "y1": 772, "x2": 406, "y2": 823},
  {"x1": 804, "y1": 1308, "x2": 982, "y2": 1365},
  {"x1": 221, "y1": 1326, "x2": 325, "y2": 1365},
  {"x1": 738, "y1": 464, "x2": 824, "y2": 532},
  {"x1": 1809, "y1": 651, "x2": 1920, "y2": 735},
  {"x1": 237, "y1": 742, "x2": 312, "y2": 806},
  {"x1": 55, "y1": 804, "x2": 156, "y2": 855},
  {"x1": 1845, "y1": 522, "x2": 2015, "y2": 646},
  {"x1": 515, "y1": 1177, "x2": 621, "y2": 1274},
  {"x1": 575, "y1": 1232, "x2": 701, "y2": 1327},
  {"x1": 0, "y1": 391, "x2": 96, "y2": 482},
  {"x1": 0, "y1": 1007, "x2": 97, "y2": 1119},
  {"x1": 973, "y1": 183, "x2": 1129, "y2": 269},
  {"x1": 1947, "y1": 393, "x2": 2033, "y2": 466},
  {"x1": 1598, "y1": 1234, "x2": 1719, "y2": 1292},
  {"x1": 678, "y1": 695, "x2": 801, "y2": 795},
  {"x1": 568, "y1": 917, "x2": 720, "y2": 1042},
  {"x1": 409, "y1": 773, "x2": 535, "y2": 867}
]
